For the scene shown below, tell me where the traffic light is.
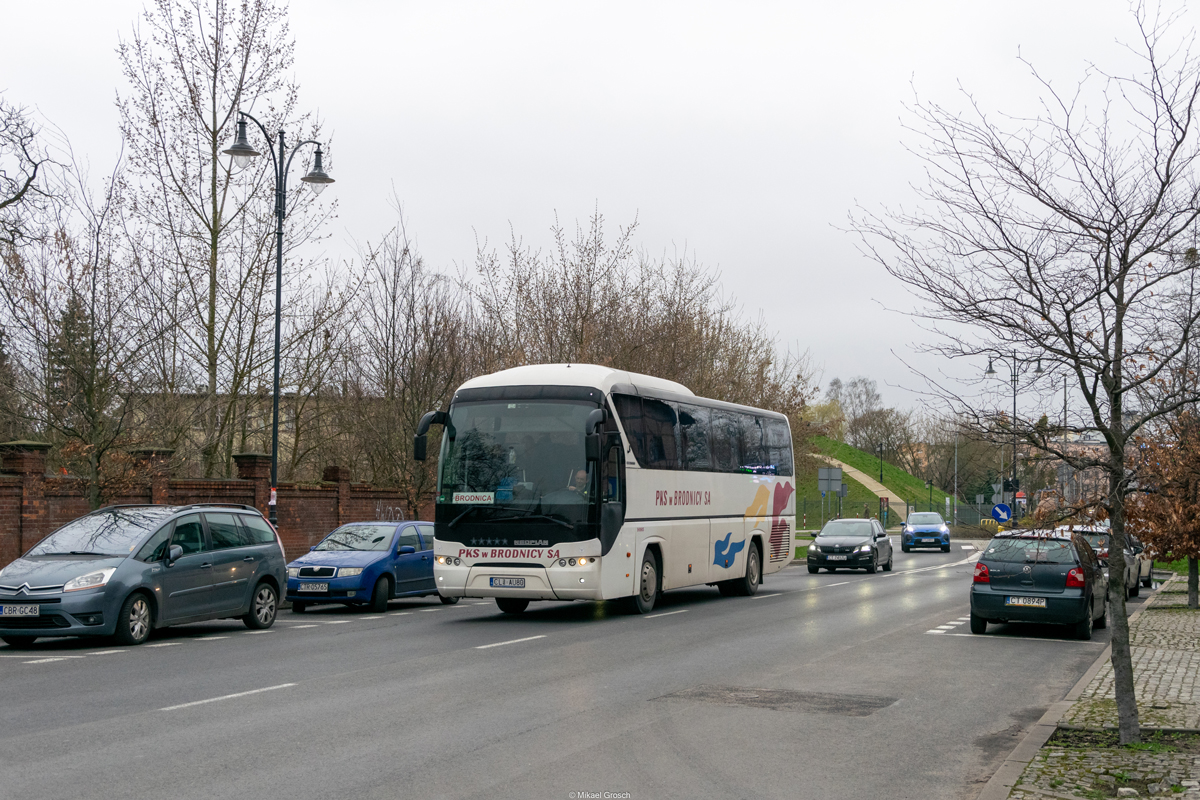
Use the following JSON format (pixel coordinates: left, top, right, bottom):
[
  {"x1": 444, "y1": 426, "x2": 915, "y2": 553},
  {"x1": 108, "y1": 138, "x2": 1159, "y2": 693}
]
[{"x1": 1003, "y1": 478, "x2": 1020, "y2": 492}]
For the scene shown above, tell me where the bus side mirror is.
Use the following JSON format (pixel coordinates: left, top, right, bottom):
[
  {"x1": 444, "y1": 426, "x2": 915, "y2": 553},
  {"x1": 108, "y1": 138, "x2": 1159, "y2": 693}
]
[
  {"x1": 413, "y1": 435, "x2": 427, "y2": 462},
  {"x1": 586, "y1": 433, "x2": 601, "y2": 462},
  {"x1": 414, "y1": 410, "x2": 450, "y2": 461}
]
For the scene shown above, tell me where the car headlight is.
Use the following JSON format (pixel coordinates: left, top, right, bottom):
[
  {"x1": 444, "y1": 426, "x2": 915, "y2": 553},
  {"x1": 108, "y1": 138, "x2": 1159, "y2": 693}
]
[
  {"x1": 940, "y1": 526, "x2": 949, "y2": 533},
  {"x1": 338, "y1": 568, "x2": 364, "y2": 578},
  {"x1": 63, "y1": 568, "x2": 117, "y2": 593},
  {"x1": 855, "y1": 544, "x2": 872, "y2": 553},
  {"x1": 287, "y1": 567, "x2": 300, "y2": 578}
]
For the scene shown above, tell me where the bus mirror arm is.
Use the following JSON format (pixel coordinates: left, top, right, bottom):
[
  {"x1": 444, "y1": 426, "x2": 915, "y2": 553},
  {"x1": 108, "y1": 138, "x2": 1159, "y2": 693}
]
[
  {"x1": 585, "y1": 409, "x2": 608, "y2": 462},
  {"x1": 414, "y1": 410, "x2": 450, "y2": 461}
]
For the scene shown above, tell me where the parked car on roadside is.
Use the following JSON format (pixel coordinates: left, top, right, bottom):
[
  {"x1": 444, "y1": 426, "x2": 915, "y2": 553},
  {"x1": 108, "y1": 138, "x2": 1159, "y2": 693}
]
[
  {"x1": 1065, "y1": 526, "x2": 1142, "y2": 598},
  {"x1": 286, "y1": 521, "x2": 456, "y2": 612},
  {"x1": 902, "y1": 511, "x2": 951, "y2": 552},
  {"x1": 807, "y1": 518, "x2": 893, "y2": 574},
  {"x1": 0, "y1": 504, "x2": 286, "y2": 648},
  {"x1": 970, "y1": 530, "x2": 1108, "y2": 640}
]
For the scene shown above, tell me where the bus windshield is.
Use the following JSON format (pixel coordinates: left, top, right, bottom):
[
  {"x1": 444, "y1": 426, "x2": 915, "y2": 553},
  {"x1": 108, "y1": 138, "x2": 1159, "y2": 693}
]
[{"x1": 438, "y1": 399, "x2": 598, "y2": 523}]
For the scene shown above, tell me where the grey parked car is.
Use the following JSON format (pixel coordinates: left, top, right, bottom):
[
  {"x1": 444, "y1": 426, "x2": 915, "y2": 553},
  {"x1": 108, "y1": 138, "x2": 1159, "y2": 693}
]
[{"x1": 0, "y1": 504, "x2": 287, "y2": 647}]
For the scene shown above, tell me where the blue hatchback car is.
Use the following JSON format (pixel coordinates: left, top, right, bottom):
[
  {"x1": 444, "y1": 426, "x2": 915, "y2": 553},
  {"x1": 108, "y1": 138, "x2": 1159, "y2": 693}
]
[
  {"x1": 286, "y1": 521, "x2": 455, "y2": 612},
  {"x1": 902, "y1": 512, "x2": 951, "y2": 552}
]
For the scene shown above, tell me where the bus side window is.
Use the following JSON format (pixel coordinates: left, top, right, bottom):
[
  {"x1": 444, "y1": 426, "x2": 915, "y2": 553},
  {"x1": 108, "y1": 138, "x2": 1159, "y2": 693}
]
[
  {"x1": 764, "y1": 417, "x2": 794, "y2": 476},
  {"x1": 739, "y1": 414, "x2": 771, "y2": 473},
  {"x1": 612, "y1": 394, "x2": 646, "y2": 466},
  {"x1": 641, "y1": 399, "x2": 679, "y2": 470},
  {"x1": 710, "y1": 410, "x2": 741, "y2": 473},
  {"x1": 677, "y1": 403, "x2": 711, "y2": 471}
]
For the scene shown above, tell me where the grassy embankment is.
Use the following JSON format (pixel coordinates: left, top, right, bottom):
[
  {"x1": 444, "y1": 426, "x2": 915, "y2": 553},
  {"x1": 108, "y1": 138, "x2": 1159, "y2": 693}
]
[{"x1": 814, "y1": 436, "x2": 955, "y2": 514}]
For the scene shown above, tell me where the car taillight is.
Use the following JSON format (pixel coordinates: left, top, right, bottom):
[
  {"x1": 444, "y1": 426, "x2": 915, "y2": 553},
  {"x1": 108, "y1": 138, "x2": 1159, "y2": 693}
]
[
  {"x1": 1097, "y1": 548, "x2": 1108, "y2": 560},
  {"x1": 973, "y1": 563, "x2": 990, "y2": 583},
  {"x1": 1066, "y1": 567, "x2": 1086, "y2": 587}
]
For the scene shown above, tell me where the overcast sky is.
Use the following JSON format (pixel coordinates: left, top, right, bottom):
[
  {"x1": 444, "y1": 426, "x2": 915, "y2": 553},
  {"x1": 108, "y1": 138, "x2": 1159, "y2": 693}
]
[{"x1": 2, "y1": 1, "x2": 1185, "y2": 411}]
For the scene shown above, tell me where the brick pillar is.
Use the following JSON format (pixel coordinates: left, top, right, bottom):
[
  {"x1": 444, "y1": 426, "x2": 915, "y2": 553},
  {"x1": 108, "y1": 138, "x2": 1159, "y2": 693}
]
[
  {"x1": 323, "y1": 465, "x2": 352, "y2": 525},
  {"x1": 1, "y1": 441, "x2": 52, "y2": 554},
  {"x1": 234, "y1": 453, "x2": 271, "y2": 516},
  {"x1": 130, "y1": 447, "x2": 174, "y2": 505}
]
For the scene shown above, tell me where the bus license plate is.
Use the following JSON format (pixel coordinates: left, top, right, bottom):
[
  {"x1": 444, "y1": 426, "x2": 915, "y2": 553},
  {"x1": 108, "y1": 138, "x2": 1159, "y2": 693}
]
[
  {"x1": 490, "y1": 577, "x2": 525, "y2": 588},
  {"x1": 298, "y1": 583, "x2": 328, "y2": 593},
  {"x1": 1, "y1": 605, "x2": 38, "y2": 617},
  {"x1": 1005, "y1": 596, "x2": 1046, "y2": 607},
  {"x1": 826, "y1": 555, "x2": 847, "y2": 561}
]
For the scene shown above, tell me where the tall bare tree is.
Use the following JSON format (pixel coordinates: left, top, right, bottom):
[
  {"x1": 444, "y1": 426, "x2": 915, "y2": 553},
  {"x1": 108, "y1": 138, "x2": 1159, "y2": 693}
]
[
  {"x1": 0, "y1": 95, "x2": 52, "y2": 248},
  {"x1": 854, "y1": 5, "x2": 1200, "y2": 743}
]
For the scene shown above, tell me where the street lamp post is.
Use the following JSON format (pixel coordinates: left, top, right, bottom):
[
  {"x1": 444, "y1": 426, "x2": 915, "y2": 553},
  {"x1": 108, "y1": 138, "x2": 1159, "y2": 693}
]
[
  {"x1": 925, "y1": 479, "x2": 932, "y2": 512},
  {"x1": 877, "y1": 442, "x2": 884, "y2": 483},
  {"x1": 223, "y1": 113, "x2": 334, "y2": 526},
  {"x1": 985, "y1": 350, "x2": 1042, "y2": 519}
]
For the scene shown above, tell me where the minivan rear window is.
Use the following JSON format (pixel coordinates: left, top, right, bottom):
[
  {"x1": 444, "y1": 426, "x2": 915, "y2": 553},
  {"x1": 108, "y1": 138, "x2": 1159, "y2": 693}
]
[{"x1": 984, "y1": 537, "x2": 1077, "y2": 564}]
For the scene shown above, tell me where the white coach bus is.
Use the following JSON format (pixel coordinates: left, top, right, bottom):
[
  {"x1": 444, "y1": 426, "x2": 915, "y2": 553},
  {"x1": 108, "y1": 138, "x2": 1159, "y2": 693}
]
[{"x1": 413, "y1": 364, "x2": 795, "y2": 615}]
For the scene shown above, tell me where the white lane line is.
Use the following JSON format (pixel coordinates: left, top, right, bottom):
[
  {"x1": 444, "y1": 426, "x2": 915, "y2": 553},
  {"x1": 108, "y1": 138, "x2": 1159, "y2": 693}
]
[
  {"x1": 24, "y1": 657, "x2": 74, "y2": 664},
  {"x1": 475, "y1": 635, "x2": 547, "y2": 650},
  {"x1": 957, "y1": 617, "x2": 972, "y2": 621},
  {"x1": 945, "y1": 620, "x2": 966, "y2": 626},
  {"x1": 826, "y1": 582, "x2": 849, "y2": 587},
  {"x1": 751, "y1": 593, "x2": 782, "y2": 600},
  {"x1": 145, "y1": 642, "x2": 181, "y2": 648},
  {"x1": 243, "y1": 630, "x2": 274, "y2": 635},
  {"x1": 358, "y1": 616, "x2": 383, "y2": 620},
  {"x1": 926, "y1": 629, "x2": 947, "y2": 634},
  {"x1": 472, "y1": 602, "x2": 489, "y2": 605},
  {"x1": 419, "y1": 608, "x2": 442, "y2": 613},
  {"x1": 960, "y1": 544, "x2": 976, "y2": 550},
  {"x1": 289, "y1": 624, "x2": 317, "y2": 629},
  {"x1": 160, "y1": 682, "x2": 297, "y2": 711},
  {"x1": 196, "y1": 636, "x2": 229, "y2": 641},
  {"x1": 644, "y1": 609, "x2": 688, "y2": 619},
  {"x1": 324, "y1": 621, "x2": 350, "y2": 625},
  {"x1": 936, "y1": 625, "x2": 957, "y2": 630},
  {"x1": 391, "y1": 612, "x2": 412, "y2": 616},
  {"x1": 87, "y1": 650, "x2": 126, "y2": 656}
]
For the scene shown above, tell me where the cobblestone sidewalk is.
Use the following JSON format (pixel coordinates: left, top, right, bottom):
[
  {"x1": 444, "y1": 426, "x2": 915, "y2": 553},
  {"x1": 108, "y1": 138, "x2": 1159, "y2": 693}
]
[{"x1": 1008, "y1": 576, "x2": 1200, "y2": 799}]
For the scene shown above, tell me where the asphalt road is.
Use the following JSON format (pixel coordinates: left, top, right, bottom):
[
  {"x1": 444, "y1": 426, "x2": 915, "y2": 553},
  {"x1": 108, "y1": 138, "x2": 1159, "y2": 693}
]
[{"x1": 1, "y1": 541, "x2": 1145, "y2": 800}]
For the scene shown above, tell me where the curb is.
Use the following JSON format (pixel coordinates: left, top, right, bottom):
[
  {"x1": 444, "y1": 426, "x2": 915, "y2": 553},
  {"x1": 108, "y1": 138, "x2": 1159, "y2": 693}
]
[{"x1": 975, "y1": 583, "x2": 1163, "y2": 800}]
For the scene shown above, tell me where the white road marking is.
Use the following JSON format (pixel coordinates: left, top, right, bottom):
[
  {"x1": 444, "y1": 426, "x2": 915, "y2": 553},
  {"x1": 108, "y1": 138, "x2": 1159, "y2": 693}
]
[
  {"x1": 826, "y1": 582, "x2": 849, "y2": 587},
  {"x1": 926, "y1": 629, "x2": 947, "y2": 634},
  {"x1": 160, "y1": 682, "x2": 297, "y2": 711},
  {"x1": 926, "y1": 631, "x2": 1102, "y2": 644},
  {"x1": 419, "y1": 608, "x2": 442, "y2": 613},
  {"x1": 24, "y1": 657, "x2": 73, "y2": 664},
  {"x1": 472, "y1": 602, "x2": 489, "y2": 605},
  {"x1": 358, "y1": 616, "x2": 382, "y2": 620},
  {"x1": 475, "y1": 635, "x2": 547, "y2": 650},
  {"x1": 243, "y1": 630, "x2": 274, "y2": 635},
  {"x1": 87, "y1": 650, "x2": 125, "y2": 656},
  {"x1": 936, "y1": 625, "x2": 957, "y2": 630},
  {"x1": 644, "y1": 609, "x2": 688, "y2": 619},
  {"x1": 324, "y1": 621, "x2": 350, "y2": 625},
  {"x1": 390, "y1": 612, "x2": 412, "y2": 616},
  {"x1": 145, "y1": 642, "x2": 181, "y2": 648},
  {"x1": 960, "y1": 544, "x2": 976, "y2": 550},
  {"x1": 751, "y1": 593, "x2": 782, "y2": 600},
  {"x1": 289, "y1": 624, "x2": 318, "y2": 629},
  {"x1": 196, "y1": 636, "x2": 229, "y2": 641}
]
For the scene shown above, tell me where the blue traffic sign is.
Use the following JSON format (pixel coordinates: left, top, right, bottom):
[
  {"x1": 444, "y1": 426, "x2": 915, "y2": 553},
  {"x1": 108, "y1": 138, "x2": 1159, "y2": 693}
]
[{"x1": 992, "y1": 503, "x2": 1012, "y2": 523}]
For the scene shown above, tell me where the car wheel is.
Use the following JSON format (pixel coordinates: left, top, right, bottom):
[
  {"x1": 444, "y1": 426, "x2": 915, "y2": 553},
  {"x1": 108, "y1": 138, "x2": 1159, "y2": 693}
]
[
  {"x1": 734, "y1": 543, "x2": 761, "y2": 596},
  {"x1": 807, "y1": 564, "x2": 819, "y2": 574},
  {"x1": 1073, "y1": 609, "x2": 1093, "y2": 641},
  {"x1": 113, "y1": 592, "x2": 153, "y2": 646},
  {"x1": 942, "y1": 545, "x2": 951, "y2": 553},
  {"x1": 1129, "y1": 579, "x2": 1140, "y2": 598},
  {"x1": 883, "y1": 551, "x2": 893, "y2": 572},
  {"x1": 291, "y1": 601, "x2": 307, "y2": 613},
  {"x1": 243, "y1": 582, "x2": 278, "y2": 630},
  {"x1": 439, "y1": 594, "x2": 459, "y2": 605},
  {"x1": 496, "y1": 598, "x2": 529, "y2": 614},
  {"x1": 901, "y1": 545, "x2": 910, "y2": 553},
  {"x1": 969, "y1": 613, "x2": 987, "y2": 635},
  {"x1": 632, "y1": 550, "x2": 660, "y2": 614},
  {"x1": 369, "y1": 576, "x2": 390, "y2": 613},
  {"x1": 866, "y1": 556, "x2": 877, "y2": 575},
  {"x1": 1, "y1": 635, "x2": 37, "y2": 648}
]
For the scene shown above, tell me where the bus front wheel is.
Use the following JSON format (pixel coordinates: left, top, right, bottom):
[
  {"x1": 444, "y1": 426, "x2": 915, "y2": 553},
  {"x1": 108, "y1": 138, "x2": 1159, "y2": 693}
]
[
  {"x1": 632, "y1": 550, "x2": 660, "y2": 614},
  {"x1": 496, "y1": 598, "x2": 529, "y2": 614}
]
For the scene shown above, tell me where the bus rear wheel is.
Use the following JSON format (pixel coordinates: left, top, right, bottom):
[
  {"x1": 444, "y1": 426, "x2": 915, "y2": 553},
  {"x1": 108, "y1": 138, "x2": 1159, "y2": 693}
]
[
  {"x1": 496, "y1": 598, "x2": 529, "y2": 614},
  {"x1": 733, "y1": 543, "x2": 761, "y2": 596}
]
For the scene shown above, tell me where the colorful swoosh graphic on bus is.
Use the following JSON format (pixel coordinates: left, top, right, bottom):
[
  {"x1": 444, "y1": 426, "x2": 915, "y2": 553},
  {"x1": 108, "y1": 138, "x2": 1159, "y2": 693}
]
[
  {"x1": 745, "y1": 481, "x2": 795, "y2": 563},
  {"x1": 713, "y1": 532, "x2": 746, "y2": 568}
]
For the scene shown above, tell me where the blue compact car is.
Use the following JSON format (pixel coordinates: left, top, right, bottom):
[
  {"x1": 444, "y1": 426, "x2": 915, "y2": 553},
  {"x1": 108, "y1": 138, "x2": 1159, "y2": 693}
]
[
  {"x1": 902, "y1": 512, "x2": 951, "y2": 552},
  {"x1": 286, "y1": 521, "x2": 456, "y2": 612}
]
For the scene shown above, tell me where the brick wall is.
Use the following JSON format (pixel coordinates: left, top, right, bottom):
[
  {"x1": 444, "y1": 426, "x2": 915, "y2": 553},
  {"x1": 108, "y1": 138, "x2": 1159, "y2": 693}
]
[{"x1": 0, "y1": 443, "x2": 429, "y2": 568}]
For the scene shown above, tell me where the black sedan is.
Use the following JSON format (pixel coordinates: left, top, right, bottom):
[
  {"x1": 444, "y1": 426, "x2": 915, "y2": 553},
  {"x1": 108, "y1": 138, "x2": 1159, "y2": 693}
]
[
  {"x1": 807, "y1": 518, "x2": 894, "y2": 574},
  {"x1": 970, "y1": 531, "x2": 1108, "y2": 640}
]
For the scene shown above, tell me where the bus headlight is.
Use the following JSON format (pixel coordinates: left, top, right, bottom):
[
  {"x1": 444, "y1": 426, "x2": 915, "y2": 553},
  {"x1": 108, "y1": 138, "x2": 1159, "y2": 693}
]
[{"x1": 436, "y1": 556, "x2": 461, "y2": 566}]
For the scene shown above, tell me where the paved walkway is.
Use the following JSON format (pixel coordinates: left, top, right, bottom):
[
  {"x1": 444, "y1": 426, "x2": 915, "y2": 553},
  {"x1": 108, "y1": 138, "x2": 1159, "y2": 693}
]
[
  {"x1": 816, "y1": 455, "x2": 908, "y2": 523},
  {"x1": 1006, "y1": 575, "x2": 1200, "y2": 799}
]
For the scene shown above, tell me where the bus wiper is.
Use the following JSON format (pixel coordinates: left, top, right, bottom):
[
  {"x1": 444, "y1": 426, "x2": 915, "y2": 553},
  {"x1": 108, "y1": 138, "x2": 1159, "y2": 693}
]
[
  {"x1": 490, "y1": 514, "x2": 574, "y2": 530},
  {"x1": 448, "y1": 506, "x2": 488, "y2": 529}
]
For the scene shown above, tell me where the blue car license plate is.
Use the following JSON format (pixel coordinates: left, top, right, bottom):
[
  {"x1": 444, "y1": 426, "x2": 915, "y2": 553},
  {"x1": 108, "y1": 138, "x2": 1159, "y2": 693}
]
[
  {"x1": 298, "y1": 582, "x2": 328, "y2": 593},
  {"x1": 490, "y1": 577, "x2": 525, "y2": 588},
  {"x1": 920, "y1": 538, "x2": 934, "y2": 543},
  {"x1": 1, "y1": 604, "x2": 38, "y2": 617},
  {"x1": 1005, "y1": 596, "x2": 1046, "y2": 607}
]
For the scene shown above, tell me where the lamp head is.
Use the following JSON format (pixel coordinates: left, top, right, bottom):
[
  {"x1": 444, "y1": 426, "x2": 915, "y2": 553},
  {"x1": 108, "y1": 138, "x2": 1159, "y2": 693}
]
[
  {"x1": 1035, "y1": 358, "x2": 1043, "y2": 374},
  {"x1": 222, "y1": 116, "x2": 260, "y2": 170},
  {"x1": 984, "y1": 359, "x2": 996, "y2": 377},
  {"x1": 301, "y1": 146, "x2": 334, "y2": 195}
]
